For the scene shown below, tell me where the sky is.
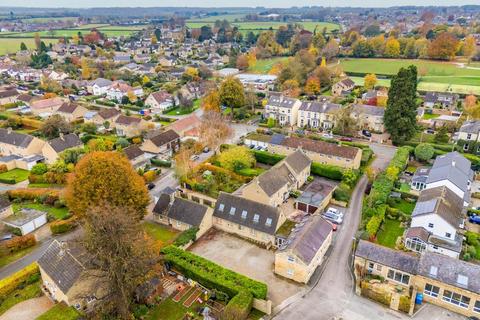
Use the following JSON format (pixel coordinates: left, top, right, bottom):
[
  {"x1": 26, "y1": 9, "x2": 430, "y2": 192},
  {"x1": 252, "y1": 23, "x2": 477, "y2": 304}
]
[{"x1": 7, "y1": 0, "x2": 480, "y2": 8}]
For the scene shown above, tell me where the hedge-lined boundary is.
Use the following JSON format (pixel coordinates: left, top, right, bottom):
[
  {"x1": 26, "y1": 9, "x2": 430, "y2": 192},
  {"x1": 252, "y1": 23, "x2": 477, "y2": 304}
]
[
  {"x1": 162, "y1": 245, "x2": 267, "y2": 300},
  {"x1": 221, "y1": 290, "x2": 253, "y2": 320},
  {"x1": 0, "y1": 263, "x2": 39, "y2": 297}
]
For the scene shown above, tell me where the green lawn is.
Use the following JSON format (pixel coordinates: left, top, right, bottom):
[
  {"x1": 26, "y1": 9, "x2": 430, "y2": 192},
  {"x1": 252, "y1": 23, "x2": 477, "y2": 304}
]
[
  {"x1": 142, "y1": 222, "x2": 179, "y2": 243},
  {"x1": 165, "y1": 99, "x2": 200, "y2": 116},
  {"x1": 376, "y1": 219, "x2": 405, "y2": 249},
  {"x1": 36, "y1": 302, "x2": 81, "y2": 320},
  {"x1": 399, "y1": 183, "x2": 412, "y2": 193},
  {"x1": 422, "y1": 113, "x2": 440, "y2": 120},
  {"x1": 276, "y1": 219, "x2": 296, "y2": 237},
  {"x1": 0, "y1": 27, "x2": 141, "y2": 39},
  {"x1": 0, "y1": 169, "x2": 30, "y2": 183},
  {"x1": 236, "y1": 167, "x2": 266, "y2": 177},
  {"x1": 12, "y1": 202, "x2": 70, "y2": 220},
  {"x1": 0, "y1": 281, "x2": 42, "y2": 315},
  {"x1": 186, "y1": 21, "x2": 340, "y2": 34},
  {"x1": 28, "y1": 183, "x2": 64, "y2": 188},
  {"x1": 0, "y1": 246, "x2": 36, "y2": 269},
  {"x1": 248, "y1": 57, "x2": 289, "y2": 73},
  {"x1": 388, "y1": 198, "x2": 416, "y2": 215},
  {"x1": 409, "y1": 131, "x2": 436, "y2": 144},
  {"x1": 0, "y1": 38, "x2": 56, "y2": 55}
]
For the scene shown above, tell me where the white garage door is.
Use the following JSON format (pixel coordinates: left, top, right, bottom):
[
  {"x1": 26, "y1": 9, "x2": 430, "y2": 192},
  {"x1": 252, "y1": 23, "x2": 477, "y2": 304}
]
[
  {"x1": 21, "y1": 221, "x2": 36, "y2": 235},
  {"x1": 33, "y1": 215, "x2": 47, "y2": 229}
]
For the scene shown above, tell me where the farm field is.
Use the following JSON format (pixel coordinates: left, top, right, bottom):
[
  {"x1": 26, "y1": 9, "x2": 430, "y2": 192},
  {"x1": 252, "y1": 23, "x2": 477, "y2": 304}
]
[
  {"x1": 186, "y1": 21, "x2": 340, "y2": 34},
  {"x1": 0, "y1": 38, "x2": 56, "y2": 55},
  {"x1": 248, "y1": 57, "x2": 289, "y2": 73},
  {"x1": 188, "y1": 13, "x2": 248, "y2": 22}
]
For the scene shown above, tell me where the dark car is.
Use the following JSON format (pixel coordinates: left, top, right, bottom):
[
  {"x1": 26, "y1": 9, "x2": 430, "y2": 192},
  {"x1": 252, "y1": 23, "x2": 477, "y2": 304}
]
[
  {"x1": 340, "y1": 137, "x2": 353, "y2": 142},
  {"x1": 147, "y1": 183, "x2": 155, "y2": 190},
  {"x1": 469, "y1": 214, "x2": 480, "y2": 225},
  {"x1": 362, "y1": 130, "x2": 372, "y2": 137}
]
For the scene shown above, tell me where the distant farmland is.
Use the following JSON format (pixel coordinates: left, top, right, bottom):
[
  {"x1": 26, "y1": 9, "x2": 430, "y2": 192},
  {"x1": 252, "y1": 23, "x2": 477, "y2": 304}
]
[{"x1": 0, "y1": 38, "x2": 56, "y2": 55}]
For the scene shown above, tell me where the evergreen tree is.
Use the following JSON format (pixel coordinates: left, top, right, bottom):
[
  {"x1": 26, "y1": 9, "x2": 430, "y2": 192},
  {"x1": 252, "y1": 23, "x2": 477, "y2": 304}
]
[
  {"x1": 20, "y1": 42, "x2": 27, "y2": 51},
  {"x1": 384, "y1": 65, "x2": 418, "y2": 144}
]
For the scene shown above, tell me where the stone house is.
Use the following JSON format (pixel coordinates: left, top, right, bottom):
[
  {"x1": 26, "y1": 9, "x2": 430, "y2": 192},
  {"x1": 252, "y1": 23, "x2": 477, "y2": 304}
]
[
  {"x1": 56, "y1": 103, "x2": 89, "y2": 122},
  {"x1": 332, "y1": 78, "x2": 355, "y2": 96},
  {"x1": 0, "y1": 128, "x2": 45, "y2": 157},
  {"x1": 145, "y1": 90, "x2": 174, "y2": 113},
  {"x1": 297, "y1": 101, "x2": 340, "y2": 130},
  {"x1": 141, "y1": 129, "x2": 180, "y2": 158},
  {"x1": 42, "y1": 133, "x2": 83, "y2": 164},
  {"x1": 30, "y1": 97, "x2": 65, "y2": 116},
  {"x1": 114, "y1": 115, "x2": 150, "y2": 138},
  {"x1": 264, "y1": 96, "x2": 301, "y2": 127},
  {"x1": 87, "y1": 108, "x2": 121, "y2": 127},
  {"x1": 351, "y1": 104, "x2": 385, "y2": 133}
]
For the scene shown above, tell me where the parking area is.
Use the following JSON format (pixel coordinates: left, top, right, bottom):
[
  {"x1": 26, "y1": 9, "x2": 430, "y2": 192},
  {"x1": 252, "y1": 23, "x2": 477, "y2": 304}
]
[{"x1": 189, "y1": 229, "x2": 304, "y2": 306}]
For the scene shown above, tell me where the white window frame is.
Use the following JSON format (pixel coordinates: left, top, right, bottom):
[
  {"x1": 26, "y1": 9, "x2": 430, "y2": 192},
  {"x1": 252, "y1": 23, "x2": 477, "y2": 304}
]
[
  {"x1": 424, "y1": 283, "x2": 440, "y2": 298},
  {"x1": 442, "y1": 290, "x2": 470, "y2": 308}
]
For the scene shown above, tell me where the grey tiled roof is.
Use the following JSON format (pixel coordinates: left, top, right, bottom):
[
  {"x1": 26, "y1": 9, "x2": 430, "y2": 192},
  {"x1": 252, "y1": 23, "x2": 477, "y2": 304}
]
[
  {"x1": 149, "y1": 129, "x2": 180, "y2": 147},
  {"x1": 48, "y1": 134, "x2": 82, "y2": 153},
  {"x1": 166, "y1": 197, "x2": 208, "y2": 227},
  {"x1": 426, "y1": 152, "x2": 472, "y2": 194},
  {"x1": 355, "y1": 240, "x2": 419, "y2": 274},
  {"x1": 0, "y1": 128, "x2": 34, "y2": 148},
  {"x1": 257, "y1": 163, "x2": 295, "y2": 197},
  {"x1": 152, "y1": 194, "x2": 171, "y2": 215},
  {"x1": 0, "y1": 196, "x2": 11, "y2": 211},
  {"x1": 459, "y1": 120, "x2": 480, "y2": 134},
  {"x1": 296, "y1": 180, "x2": 335, "y2": 207},
  {"x1": 352, "y1": 104, "x2": 385, "y2": 117},
  {"x1": 267, "y1": 96, "x2": 299, "y2": 109},
  {"x1": 214, "y1": 192, "x2": 281, "y2": 235},
  {"x1": 38, "y1": 240, "x2": 88, "y2": 294},
  {"x1": 284, "y1": 149, "x2": 311, "y2": 175},
  {"x1": 123, "y1": 145, "x2": 144, "y2": 160},
  {"x1": 299, "y1": 101, "x2": 340, "y2": 114}
]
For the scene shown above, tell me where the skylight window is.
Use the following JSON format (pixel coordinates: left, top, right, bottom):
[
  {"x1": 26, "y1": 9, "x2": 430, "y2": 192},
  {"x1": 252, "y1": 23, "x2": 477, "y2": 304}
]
[
  {"x1": 266, "y1": 218, "x2": 272, "y2": 227},
  {"x1": 218, "y1": 203, "x2": 224, "y2": 212},
  {"x1": 457, "y1": 274, "x2": 468, "y2": 286},
  {"x1": 253, "y1": 214, "x2": 260, "y2": 223},
  {"x1": 229, "y1": 207, "x2": 236, "y2": 215},
  {"x1": 241, "y1": 210, "x2": 248, "y2": 219}
]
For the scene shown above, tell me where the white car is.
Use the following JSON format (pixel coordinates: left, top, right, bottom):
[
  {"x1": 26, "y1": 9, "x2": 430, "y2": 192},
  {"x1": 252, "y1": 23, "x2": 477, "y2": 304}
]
[
  {"x1": 322, "y1": 132, "x2": 334, "y2": 139},
  {"x1": 322, "y1": 212, "x2": 343, "y2": 225},
  {"x1": 326, "y1": 207, "x2": 343, "y2": 218}
]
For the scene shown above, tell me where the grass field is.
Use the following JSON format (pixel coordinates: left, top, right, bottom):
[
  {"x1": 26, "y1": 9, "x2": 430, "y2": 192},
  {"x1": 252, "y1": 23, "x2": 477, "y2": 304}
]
[
  {"x1": 339, "y1": 58, "x2": 480, "y2": 94},
  {"x1": 376, "y1": 219, "x2": 404, "y2": 249},
  {"x1": 0, "y1": 38, "x2": 56, "y2": 55},
  {"x1": 248, "y1": 57, "x2": 289, "y2": 73},
  {"x1": 189, "y1": 13, "x2": 248, "y2": 22},
  {"x1": 0, "y1": 280, "x2": 41, "y2": 315},
  {"x1": 186, "y1": 21, "x2": 339, "y2": 34}
]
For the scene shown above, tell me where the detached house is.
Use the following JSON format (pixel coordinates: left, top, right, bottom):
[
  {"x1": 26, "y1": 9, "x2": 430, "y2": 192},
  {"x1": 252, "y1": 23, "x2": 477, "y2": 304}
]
[
  {"x1": 56, "y1": 103, "x2": 89, "y2": 122},
  {"x1": 455, "y1": 120, "x2": 480, "y2": 153},
  {"x1": 297, "y1": 101, "x2": 340, "y2": 130},
  {"x1": 141, "y1": 129, "x2": 180, "y2": 158},
  {"x1": 88, "y1": 78, "x2": 113, "y2": 96},
  {"x1": 114, "y1": 115, "x2": 149, "y2": 138},
  {"x1": 242, "y1": 150, "x2": 311, "y2": 207},
  {"x1": 123, "y1": 145, "x2": 150, "y2": 168},
  {"x1": 30, "y1": 97, "x2": 65, "y2": 116},
  {"x1": 38, "y1": 240, "x2": 103, "y2": 311},
  {"x1": 275, "y1": 215, "x2": 333, "y2": 283},
  {"x1": 87, "y1": 108, "x2": 121, "y2": 126},
  {"x1": 264, "y1": 96, "x2": 301, "y2": 127},
  {"x1": 0, "y1": 87, "x2": 19, "y2": 105},
  {"x1": 351, "y1": 104, "x2": 385, "y2": 133},
  {"x1": 106, "y1": 82, "x2": 144, "y2": 101},
  {"x1": 145, "y1": 90, "x2": 174, "y2": 113},
  {"x1": 0, "y1": 128, "x2": 45, "y2": 157},
  {"x1": 332, "y1": 78, "x2": 355, "y2": 96},
  {"x1": 424, "y1": 92, "x2": 458, "y2": 110},
  {"x1": 213, "y1": 192, "x2": 286, "y2": 248},
  {"x1": 42, "y1": 133, "x2": 83, "y2": 164}
]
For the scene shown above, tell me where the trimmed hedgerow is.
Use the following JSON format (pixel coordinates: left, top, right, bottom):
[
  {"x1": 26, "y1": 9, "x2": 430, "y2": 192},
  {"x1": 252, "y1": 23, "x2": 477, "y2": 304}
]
[
  {"x1": 310, "y1": 162, "x2": 344, "y2": 181},
  {"x1": 221, "y1": 290, "x2": 253, "y2": 320},
  {"x1": 174, "y1": 226, "x2": 199, "y2": 247},
  {"x1": 161, "y1": 245, "x2": 267, "y2": 300},
  {"x1": 252, "y1": 150, "x2": 285, "y2": 166}
]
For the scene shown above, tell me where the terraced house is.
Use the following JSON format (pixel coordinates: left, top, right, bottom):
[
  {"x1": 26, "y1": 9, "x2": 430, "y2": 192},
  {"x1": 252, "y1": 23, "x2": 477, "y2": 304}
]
[
  {"x1": 297, "y1": 100, "x2": 341, "y2": 130},
  {"x1": 355, "y1": 240, "x2": 480, "y2": 318},
  {"x1": 264, "y1": 96, "x2": 301, "y2": 127}
]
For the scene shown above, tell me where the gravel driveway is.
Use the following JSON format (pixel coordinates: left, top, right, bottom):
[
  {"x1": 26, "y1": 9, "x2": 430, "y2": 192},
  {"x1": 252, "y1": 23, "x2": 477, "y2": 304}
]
[{"x1": 0, "y1": 296, "x2": 53, "y2": 320}]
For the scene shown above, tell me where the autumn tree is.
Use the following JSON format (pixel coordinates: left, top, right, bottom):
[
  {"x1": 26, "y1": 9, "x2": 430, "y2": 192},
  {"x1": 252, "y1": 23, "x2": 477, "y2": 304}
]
[
  {"x1": 236, "y1": 54, "x2": 249, "y2": 71},
  {"x1": 462, "y1": 35, "x2": 477, "y2": 61},
  {"x1": 322, "y1": 38, "x2": 339, "y2": 61},
  {"x1": 173, "y1": 147, "x2": 195, "y2": 179},
  {"x1": 199, "y1": 111, "x2": 233, "y2": 152},
  {"x1": 80, "y1": 58, "x2": 91, "y2": 80},
  {"x1": 364, "y1": 73, "x2": 378, "y2": 90},
  {"x1": 333, "y1": 105, "x2": 356, "y2": 136},
  {"x1": 218, "y1": 146, "x2": 255, "y2": 171},
  {"x1": 202, "y1": 89, "x2": 221, "y2": 112},
  {"x1": 86, "y1": 138, "x2": 114, "y2": 152},
  {"x1": 282, "y1": 79, "x2": 301, "y2": 97},
  {"x1": 464, "y1": 95, "x2": 480, "y2": 119},
  {"x1": 428, "y1": 32, "x2": 459, "y2": 60},
  {"x1": 34, "y1": 32, "x2": 41, "y2": 51},
  {"x1": 65, "y1": 151, "x2": 150, "y2": 220},
  {"x1": 82, "y1": 204, "x2": 154, "y2": 318},
  {"x1": 384, "y1": 37, "x2": 401, "y2": 58},
  {"x1": 40, "y1": 114, "x2": 72, "y2": 139},
  {"x1": 304, "y1": 76, "x2": 321, "y2": 95},
  {"x1": 219, "y1": 76, "x2": 245, "y2": 114}
]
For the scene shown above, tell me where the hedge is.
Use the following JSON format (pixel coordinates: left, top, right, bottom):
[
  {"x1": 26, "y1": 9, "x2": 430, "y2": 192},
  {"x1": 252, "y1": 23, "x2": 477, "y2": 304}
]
[
  {"x1": 0, "y1": 178, "x2": 16, "y2": 184},
  {"x1": 174, "y1": 226, "x2": 199, "y2": 247},
  {"x1": 221, "y1": 290, "x2": 253, "y2": 320},
  {"x1": 0, "y1": 234, "x2": 36, "y2": 256},
  {"x1": 50, "y1": 217, "x2": 77, "y2": 235},
  {"x1": 0, "y1": 263, "x2": 39, "y2": 297},
  {"x1": 252, "y1": 150, "x2": 285, "y2": 166},
  {"x1": 151, "y1": 158, "x2": 172, "y2": 168},
  {"x1": 162, "y1": 245, "x2": 267, "y2": 300},
  {"x1": 310, "y1": 162, "x2": 344, "y2": 181},
  {"x1": 7, "y1": 188, "x2": 60, "y2": 203}
]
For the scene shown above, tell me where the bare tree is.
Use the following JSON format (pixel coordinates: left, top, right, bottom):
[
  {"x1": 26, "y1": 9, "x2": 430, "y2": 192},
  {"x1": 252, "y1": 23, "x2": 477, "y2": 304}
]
[{"x1": 199, "y1": 111, "x2": 233, "y2": 153}]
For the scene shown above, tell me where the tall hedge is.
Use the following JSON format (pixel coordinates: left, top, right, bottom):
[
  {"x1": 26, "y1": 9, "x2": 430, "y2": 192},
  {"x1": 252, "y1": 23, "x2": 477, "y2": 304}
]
[
  {"x1": 310, "y1": 162, "x2": 344, "y2": 181},
  {"x1": 0, "y1": 263, "x2": 39, "y2": 297},
  {"x1": 162, "y1": 245, "x2": 267, "y2": 300},
  {"x1": 252, "y1": 150, "x2": 285, "y2": 166},
  {"x1": 221, "y1": 290, "x2": 253, "y2": 320}
]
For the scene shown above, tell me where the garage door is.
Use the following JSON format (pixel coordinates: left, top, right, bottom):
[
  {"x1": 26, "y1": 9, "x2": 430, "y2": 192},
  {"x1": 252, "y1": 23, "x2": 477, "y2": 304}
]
[
  {"x1": 297, "y1": 202, "x2": 307, "y2": 212},
  {"x1": 22, "y1": 221, "x2": 36, "y2": 235},
  {"x1": 33, "y1": 215, "x2": 47, "y2": 229},
  {"x1": 308, "y1": 205, "x2": 318, "y2": 214}
]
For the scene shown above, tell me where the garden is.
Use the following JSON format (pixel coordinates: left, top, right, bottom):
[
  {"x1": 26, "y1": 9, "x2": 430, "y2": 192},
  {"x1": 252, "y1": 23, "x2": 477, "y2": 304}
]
[
  {"x1": 36, "y1": 302, "x2": 81, "y2": 320},
  {"x1": 142, "y1": 221, "x2": 179, "y2": 249},
  {"x1": 0, "y1": 169, "x2": 30, "y2": 184}
]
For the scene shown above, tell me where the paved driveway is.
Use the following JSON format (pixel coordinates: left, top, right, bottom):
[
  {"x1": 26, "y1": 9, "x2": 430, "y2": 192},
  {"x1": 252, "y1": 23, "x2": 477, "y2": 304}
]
[
  {"x1": 0, "y1": 296, "x2": 53, "y2": 320},
  {"x1": 189, "y1": 230, "x2": 303, "y2": 306}
]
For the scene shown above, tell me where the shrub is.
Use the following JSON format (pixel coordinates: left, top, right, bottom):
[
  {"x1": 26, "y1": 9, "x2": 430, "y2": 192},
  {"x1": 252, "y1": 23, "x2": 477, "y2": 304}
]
[
  {"x1": 143, "y1": 170, "x2": 157, "y2": 183},
  {"x1": 31, "y1": 163, "x2": 48, "y2": 175},
  {"x1": 310, "y1": 162, "x2": 344, "y2": 181},
  {"x1": 0, "y1": 164, "x2": 7, "y2": 173},
  {"x1": 0, "y1": 263, "x2": 39, "y2": 297},
  {"x1": 50, "y1": 217, "x2": 77, "y2": 234},
  {"x1": 174, "y1": 226, "x2": 199, "y2": 247},
  {"x1": 334, "y1": 183, "x2": 352, "y2": 202},
  {"x1": 162, "y1": 245, "x2": 267, "y2": 299},
  {"x1": 222, "y1": 290, "x2": 253, "y2": 320},
  {"x1": 151, "y1": 158, "x2": 172, "y2": 168},
  {"x1": 7, "y1": 188, "x2": 60, "y2": 202},
  {"x1": 398, "y1": 295, "x2": 411, "y2": 313},
  {"x1": 0, "y1": 234, "x2": 36, "y2": 255},
  {"x1": 0, "y1": 177, "x2": 16, "y2": 184},
  {"x1": 414, "y1": 143, "x2": 434, "y2": 161},
  {"x1": 252, "y1": 150, "x2": 285, "y2": 165}
]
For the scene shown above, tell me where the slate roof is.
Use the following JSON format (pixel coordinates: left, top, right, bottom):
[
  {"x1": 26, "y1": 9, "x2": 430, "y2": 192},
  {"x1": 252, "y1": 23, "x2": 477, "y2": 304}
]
[
  {"x1": 16, "y1": 94, "x2": 34, "y2": 103},
  {"x1": 57, "y1": 102, "x2": 79, "y2": 114},
  {"x1": 91, "y1": 78, "x2": 112, "y2": 88},
  {"x1": 97, "y1": 108, "x2": 121, "y2": 120},
  {"x1": 459, "y1": 120, "x2": 480, "y2": 134},
  {"x1": 0, "y1": 196, "x2": 11, "y2": 211},
  {"x1": 282, "y1": 136, "x2": 360, "y2": 160},
  {"x1": 284, "y1": 149, "x2": 311, "y2": 175},
  {"x1": 48, "y1": 133, "x2": 82, "y2": 153},
  {"x1": 412, "y1": 167, "x2": 430, "y2": 184},
  {"x1": 115, "y1": 115, "x2": 141, "y2": 126},
  {"x1": 165, "y1": 197, "x2": 209, "y2": 226},
  {"x1": 296, "y1": 180, "x2": 335, "y2": 208},
  {"x1": 38, "y1": 240, "x2": 90, "y2": 294},
  {"x1": 412, "y1": 196, "x2": 463, "y2": 229},
  {"x1": 267, "y1": 96, "x2": 299, "y2": 109},
  {"x1": 214, "y1": 192, "x2": 281, "y2": 235},
  {"x1": 404, "y1": 227, "x2": 430, "y2": 243},
  {"x1": 355, "y1": 240, "x2": 419, "y2": 274},
  {"x1": 417, "y1": 186, "x2": 464, "y2": 211},
  {"x1": 283, "y1": 216, "x2": 332, "y2": 264},
  {"x1": 426, "y1": 152, "x2": 473, "y2": 194},
  {"x1": 337, "y1": 78, "x2": 355, "y2": 88},
  {"x1": 352, "y1": 104, "x2": 385, "y2": 117},
  {"x1": 270, "y1": 133, "x2": 286, "y2": 145},
  {"x1": 0, "y1": 88, "x2": 18, "y2": 98},
  {"x1": 0, "y1": 128, "x2": 34, "y2": 147},
  {"x1": 3, "y1": 208, "x2": 46, "y2": 226},
  {"x1": 149, "y1": 129, "x2": 180, "y2": 147},
  {"x1": 152, "y1": 194, "x2": 172, "y2": 215},
  {"x1": 123, "y1": 145, "x2": 144, "y2": 160},
  {"x1": 299, "y1": 101, "x2": 341, "y2": 114},
  {"x1": 418, "y1": 252, "x2": 480, "y2": 294},
  {"x1": 257, "y1": 163, "x2": 295, "y2": 197}
]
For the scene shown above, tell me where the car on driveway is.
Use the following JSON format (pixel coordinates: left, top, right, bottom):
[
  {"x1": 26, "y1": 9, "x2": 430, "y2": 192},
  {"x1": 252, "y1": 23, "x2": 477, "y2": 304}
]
[
  {"x1": 469, "y1": 214, "x2": 480, "y2": 225},
  {"x1": 362, "y1": 130, "x2": 372, "y2": 137},
  {"x1": 326, "y1": 207, "x2": 344, "y2": 218},
  {"x1": 322, "y1": 132, "x2": 334, "y2": 139},
  {"x1": 340, "y1": 137, "x2": 353, "y2": 142},
  {"x1": 322, "y1": 212, "x2": 343, "y2": 224}
]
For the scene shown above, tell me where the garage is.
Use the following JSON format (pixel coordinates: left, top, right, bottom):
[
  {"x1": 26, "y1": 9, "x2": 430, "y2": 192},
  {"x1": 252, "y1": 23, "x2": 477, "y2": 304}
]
[{"x1": 2, "y1": 208, "x2": 47, "y2": 235}]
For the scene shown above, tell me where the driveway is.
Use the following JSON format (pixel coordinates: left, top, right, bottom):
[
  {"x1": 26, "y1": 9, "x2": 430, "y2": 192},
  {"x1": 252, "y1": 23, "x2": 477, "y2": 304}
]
[
  {"x1": 189, "y1": 230, "x2": 303, "y2": 306},
  {"x1": 369, "y1": 143, "x2": 397, "y2": 171},
  {"x1": 0, "y1": 296, "x2": 53, "y2": 320}
]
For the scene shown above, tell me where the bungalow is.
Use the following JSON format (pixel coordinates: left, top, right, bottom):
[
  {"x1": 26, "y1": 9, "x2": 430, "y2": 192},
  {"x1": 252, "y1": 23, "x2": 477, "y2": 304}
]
[
  {"x1": 30, "y1": 97, "x2": 65, "y2": 116},
  {"x1": 153, "y1": 195, "x2": 213, "y2": 239},
  {"x1": 114, "y1": 115, "x2": 149, "y2": 138},
  {"x1": 354, "y1": 240, "x2": 480, "y2": 318},
  {"x1": 168, "y1": 114, "x2": 201, "y2": 140},
  {"x1": 145, "y1": 91, "x2": 174, "y2": 113},
  {"x1": 42, "y1": 133, "x2": 83, "y2": 164},
  {"x1": 56, "y1": 103, "x2": 89, "y2": 122},
  {"x1": 332, "y1": 78, "x2": 355, "y2": 96},
  {"x1": 16, "y1": 94, "x2": 34, "y2": 106},
  {"x1": 242, "y1": 150, "x2": 311, "y2": 208},
  {"x1": 275, "y1": 215, "x2": 333, "y2": 283},
  {"x1": 0, "y1": 128, "x2": 45, "y2": 157},
  {"x1": 141, "y1": 129, "x2": 180, "y2": 157},
  {"x1": 213, "y1": 192, "x2": 286, "y2": 248},
  {"x1": 38, "y1": 240, "x2": 103, "y2": 311}
]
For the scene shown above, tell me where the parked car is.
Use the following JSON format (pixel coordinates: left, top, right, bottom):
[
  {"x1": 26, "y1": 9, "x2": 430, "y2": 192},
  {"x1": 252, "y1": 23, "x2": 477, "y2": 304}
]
[
  {"x1": 469, "y1": 214, "x2": 480, "y2": 225},
  {"x1": 322, "y1": 212, "x2": 343, "y2": 225},
  {"x1": 326, "y1": 207, "x2": 344, "y2": 218},
  {"x1": 362, "y1": 130, "x2": 372, "y2": 137},
  {"x1": 203, "y1": 147, "x2": 210, "y2": 153},
  {"x1": 249, "y1": 144, "x2": 255, "y2": 149},
  {"x1": 425, "y1": 128, "x2": 435, "y2": 134},
  {"x1": 0, "y1": 234, "x2": 12, "y2": 242},
  {"x1": 340, "y1": 137, "x2": 353, "y2": 142},
  {"x1": 190, "y1": 155, "x2": 199, "y2": 161},
  {"x1": 255, "y1": 146, "x2": 263, "y2": 150},
  {"x1": 322, "y1": 132, "x2": 334, "y2": 139},
  {"x1": 147, "y1": 183, "x2": 155, "y2": 190}
]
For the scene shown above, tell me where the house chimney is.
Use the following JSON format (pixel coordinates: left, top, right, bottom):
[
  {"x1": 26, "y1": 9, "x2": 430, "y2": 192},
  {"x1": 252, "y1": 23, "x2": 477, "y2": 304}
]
[
  {"x1": 7, "y1": 127, "x2": 12, "y2": 134},
  {"x1": 59, "y1": 132, "x2": 64, "y2": 141},
  {"x1": 452, "y1": 160, "x2": 456, "y2": 167}
]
